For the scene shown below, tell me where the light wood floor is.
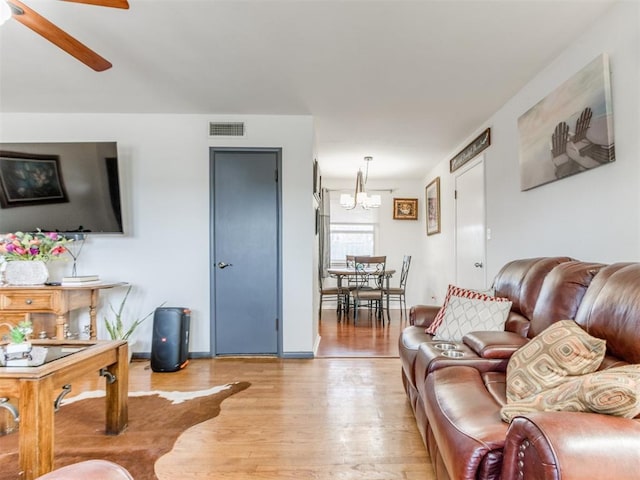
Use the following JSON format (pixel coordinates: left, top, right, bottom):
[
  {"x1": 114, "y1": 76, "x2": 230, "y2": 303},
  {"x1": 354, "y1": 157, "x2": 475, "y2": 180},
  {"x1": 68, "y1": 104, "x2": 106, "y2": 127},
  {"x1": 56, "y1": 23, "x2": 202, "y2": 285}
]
[
  {"x1": 317, "y1": 307, "x2": 407, "y2": 357},
  {"x1": 78, "y1": 309, "x2": 434, "y2": 479}
]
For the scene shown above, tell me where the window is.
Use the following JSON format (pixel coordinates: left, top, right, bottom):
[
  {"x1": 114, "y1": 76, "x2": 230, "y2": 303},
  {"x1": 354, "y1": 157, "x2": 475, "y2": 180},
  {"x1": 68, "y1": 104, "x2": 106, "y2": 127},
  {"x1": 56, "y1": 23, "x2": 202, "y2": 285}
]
[{"x1": 329, "y1": 223, "x2": 375, "y2": 265}]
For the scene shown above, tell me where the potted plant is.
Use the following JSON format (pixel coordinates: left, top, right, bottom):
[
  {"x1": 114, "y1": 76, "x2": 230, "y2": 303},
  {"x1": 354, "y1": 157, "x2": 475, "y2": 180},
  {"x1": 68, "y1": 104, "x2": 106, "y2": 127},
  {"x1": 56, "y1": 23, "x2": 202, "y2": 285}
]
[
  {"x1": 1, "y1": 320, "x2": 33, "y2": 355},
  {"x1": 0, "y1": 320, "x2": 47, "y2": 366},
  {"x1": 104, "y1": 286, "x2": 165, "y2": 360}
]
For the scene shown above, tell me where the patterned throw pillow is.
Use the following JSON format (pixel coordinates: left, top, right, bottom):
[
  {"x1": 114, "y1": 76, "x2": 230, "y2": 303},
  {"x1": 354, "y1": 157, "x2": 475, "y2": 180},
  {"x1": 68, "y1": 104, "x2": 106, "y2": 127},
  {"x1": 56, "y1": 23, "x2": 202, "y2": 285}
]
[
  {"x1": 501, "y1": 364, "x2": 640, "y2": 423},
  {"x1": 426, "y1": 284, "x2": 509, "y2": 335},
  {"x1": 582, "y1": 365, "x2": 640, "y2": 416},
  {"x1": 432, "y1": 295, "x2": 513, "y2": 342},
  {"x1": 506, "y1": 320, "x2": 606, "y2": 402}
]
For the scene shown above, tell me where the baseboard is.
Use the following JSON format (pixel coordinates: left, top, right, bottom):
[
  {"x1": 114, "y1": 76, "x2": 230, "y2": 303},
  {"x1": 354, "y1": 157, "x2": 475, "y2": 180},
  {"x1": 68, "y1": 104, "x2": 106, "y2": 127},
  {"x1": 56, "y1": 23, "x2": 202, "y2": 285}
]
[
  {"x1": 281, "y1": 351, "x2": 314, "y2": 359},
  {"x1": 132, "y1": 351, "x2": 315, "y2": 360},
  {"x1": 131, "y1": 351, "x2": 210, "y2": 360}
]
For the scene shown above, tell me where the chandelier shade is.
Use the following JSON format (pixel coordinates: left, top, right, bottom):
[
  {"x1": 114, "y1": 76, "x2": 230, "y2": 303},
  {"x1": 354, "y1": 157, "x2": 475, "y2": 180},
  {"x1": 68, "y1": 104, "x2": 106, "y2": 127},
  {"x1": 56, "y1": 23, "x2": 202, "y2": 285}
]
[{"x1": 340, "y1": 157, "x2": 382, "y2": 210}]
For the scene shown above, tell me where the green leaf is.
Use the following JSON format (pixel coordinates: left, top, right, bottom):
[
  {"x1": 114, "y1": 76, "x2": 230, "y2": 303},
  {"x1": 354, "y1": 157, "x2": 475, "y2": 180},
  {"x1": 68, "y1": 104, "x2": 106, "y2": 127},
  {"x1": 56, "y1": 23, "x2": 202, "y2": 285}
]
[{"x1": 103, "y1": 286, "x2": 165, "y2": 341}]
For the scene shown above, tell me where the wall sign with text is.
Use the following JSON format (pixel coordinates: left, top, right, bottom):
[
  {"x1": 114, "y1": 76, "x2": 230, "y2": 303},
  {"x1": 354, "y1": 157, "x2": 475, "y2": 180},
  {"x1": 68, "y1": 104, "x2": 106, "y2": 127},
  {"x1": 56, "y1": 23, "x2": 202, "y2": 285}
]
[{"x1": 449, "y1": 128, "x2": 491, "y2": 173}]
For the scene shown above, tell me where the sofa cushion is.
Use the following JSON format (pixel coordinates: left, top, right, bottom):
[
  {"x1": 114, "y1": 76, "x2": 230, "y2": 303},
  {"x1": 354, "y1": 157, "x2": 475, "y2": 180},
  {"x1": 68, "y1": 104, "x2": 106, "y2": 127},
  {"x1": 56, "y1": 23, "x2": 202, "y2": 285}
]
[
  {"x1": 501, "y1": 364, "x2": 640, "y2": 423},
  {"x1": 426, "y1": 284, "x2": 508, "y2": 335},
  {"x1": 433, "y1": 295, "x2": 512, "y2": 342},
  {"x1": 506, "y1": 319, "x2": 606, "y2": 402},
  {"x1": 574, "y1": 262, "x2": 640, "y2": 365}
]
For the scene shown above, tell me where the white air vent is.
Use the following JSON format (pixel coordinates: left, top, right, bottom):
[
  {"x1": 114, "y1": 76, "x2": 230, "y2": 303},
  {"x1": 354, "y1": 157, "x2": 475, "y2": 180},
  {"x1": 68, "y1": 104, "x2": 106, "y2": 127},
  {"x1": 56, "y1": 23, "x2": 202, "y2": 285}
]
[{"x1": 209, "y1": 122, "x2": 245, "y2": 137}]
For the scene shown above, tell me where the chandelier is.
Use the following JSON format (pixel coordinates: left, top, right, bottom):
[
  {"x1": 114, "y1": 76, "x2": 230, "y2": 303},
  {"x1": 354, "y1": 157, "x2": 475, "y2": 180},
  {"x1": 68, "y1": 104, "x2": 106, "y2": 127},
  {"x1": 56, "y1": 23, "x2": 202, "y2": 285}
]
[{"x1": 340, "y1": 156, "x2": 382, "y2": 210}]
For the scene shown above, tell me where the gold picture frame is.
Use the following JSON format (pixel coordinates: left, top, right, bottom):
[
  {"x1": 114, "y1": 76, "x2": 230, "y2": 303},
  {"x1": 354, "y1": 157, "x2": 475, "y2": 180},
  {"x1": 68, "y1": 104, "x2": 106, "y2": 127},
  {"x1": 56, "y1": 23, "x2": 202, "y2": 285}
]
[
  {"x1": 393, "y1": 198, "x2": 418, "y2": 220},
  {"x1": 425, "y1": 177, "x2": 441, "y2": 235}
]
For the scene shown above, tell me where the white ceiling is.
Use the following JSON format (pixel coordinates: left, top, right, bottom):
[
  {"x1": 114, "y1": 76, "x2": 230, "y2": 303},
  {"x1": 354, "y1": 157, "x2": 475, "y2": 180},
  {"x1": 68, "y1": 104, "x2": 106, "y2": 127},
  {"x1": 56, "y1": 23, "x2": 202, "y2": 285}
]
[{"x1": 0, "y1": 0, "x2": 617, "y2": 180}]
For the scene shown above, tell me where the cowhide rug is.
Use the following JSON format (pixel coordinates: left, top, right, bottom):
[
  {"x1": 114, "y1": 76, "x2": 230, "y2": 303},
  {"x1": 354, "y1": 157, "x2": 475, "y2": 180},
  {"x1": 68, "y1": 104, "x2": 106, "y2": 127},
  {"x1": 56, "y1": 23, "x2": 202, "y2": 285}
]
[{"x1": 0, "y1": 381, "x2": 250, "y2": 479}]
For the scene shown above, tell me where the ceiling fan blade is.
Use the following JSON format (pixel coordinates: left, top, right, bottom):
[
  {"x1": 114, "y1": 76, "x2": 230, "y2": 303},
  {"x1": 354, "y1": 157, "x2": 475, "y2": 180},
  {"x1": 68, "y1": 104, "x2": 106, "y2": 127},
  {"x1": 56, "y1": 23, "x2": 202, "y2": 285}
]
[
  {"x1": 8, "y1": 0, "x2": 112, "y2": 71},
  {"x1": 59, "y1": 0, "x2": 129, "y2": 9}
]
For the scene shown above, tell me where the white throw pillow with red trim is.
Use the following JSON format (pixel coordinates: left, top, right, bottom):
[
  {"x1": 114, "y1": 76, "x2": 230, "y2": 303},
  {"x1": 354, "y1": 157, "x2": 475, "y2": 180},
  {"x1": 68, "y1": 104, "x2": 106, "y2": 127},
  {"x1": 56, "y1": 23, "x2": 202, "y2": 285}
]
[
  {"x1": 426, "y1": 284, "x2": 509, "y2": 335},
  {"x1": 433, "y1": 294, "x2": 513, "y2": 342}
]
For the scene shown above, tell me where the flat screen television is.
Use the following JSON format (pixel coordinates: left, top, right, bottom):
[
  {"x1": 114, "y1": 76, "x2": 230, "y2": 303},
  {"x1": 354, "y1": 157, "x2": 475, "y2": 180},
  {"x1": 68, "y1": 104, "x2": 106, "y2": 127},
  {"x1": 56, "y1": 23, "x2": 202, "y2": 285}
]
[{"x1": 0, "y1": 142, "x2": 123, "y2": 234}]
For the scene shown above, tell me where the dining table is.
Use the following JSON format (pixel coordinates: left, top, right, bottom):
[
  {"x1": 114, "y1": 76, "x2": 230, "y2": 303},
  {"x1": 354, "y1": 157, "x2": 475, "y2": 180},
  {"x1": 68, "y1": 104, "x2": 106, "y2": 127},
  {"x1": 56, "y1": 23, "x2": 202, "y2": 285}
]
[{"x1": 326, "y1": 267, "x2": 396, "y2": 322}]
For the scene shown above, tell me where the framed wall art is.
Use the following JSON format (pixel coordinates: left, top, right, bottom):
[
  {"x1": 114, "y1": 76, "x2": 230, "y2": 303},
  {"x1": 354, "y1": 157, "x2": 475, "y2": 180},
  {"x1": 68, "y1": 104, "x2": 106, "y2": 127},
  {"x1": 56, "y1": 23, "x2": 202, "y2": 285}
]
[
  {"x1": 425, "y1": 177, "x2": 441, "y2": 236},
  {"x1": 393, "y1": 198, "x2": 418, "y2": 220},
  {"x1": 518, "y1": 53, "x2": 615, "y2": 191},
  {"x1": 312, "y1": 158, "x2": 321, "y2": 202},
  {"x1": 0, "y1": 151, "x2": 69, "y2": 208}
]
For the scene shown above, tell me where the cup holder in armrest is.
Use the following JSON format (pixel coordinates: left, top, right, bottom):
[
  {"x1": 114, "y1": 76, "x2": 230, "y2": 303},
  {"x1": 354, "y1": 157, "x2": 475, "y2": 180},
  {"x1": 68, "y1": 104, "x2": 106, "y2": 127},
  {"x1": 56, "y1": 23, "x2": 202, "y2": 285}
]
[
  {"x1": 441, "y1": 350, "x2": 464, "y2": 358},
  {"x1": 434, "y1": 343, "x2": 459, "y2": 351}
]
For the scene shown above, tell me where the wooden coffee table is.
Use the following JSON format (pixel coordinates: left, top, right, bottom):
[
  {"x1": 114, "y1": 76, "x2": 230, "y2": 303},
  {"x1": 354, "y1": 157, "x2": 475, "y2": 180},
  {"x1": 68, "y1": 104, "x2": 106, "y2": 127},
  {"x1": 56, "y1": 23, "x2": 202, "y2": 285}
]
[{"x1": 0, "y1": 340, "x2": 129, "y2": 480}]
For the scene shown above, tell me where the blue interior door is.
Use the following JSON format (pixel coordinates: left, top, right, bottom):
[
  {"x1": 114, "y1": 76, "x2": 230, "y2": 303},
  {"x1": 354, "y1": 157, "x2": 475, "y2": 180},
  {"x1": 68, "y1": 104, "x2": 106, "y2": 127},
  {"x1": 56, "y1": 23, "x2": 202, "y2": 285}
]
[{"x1": 211, "y1": 149, "x2": 280, "y2": 355}]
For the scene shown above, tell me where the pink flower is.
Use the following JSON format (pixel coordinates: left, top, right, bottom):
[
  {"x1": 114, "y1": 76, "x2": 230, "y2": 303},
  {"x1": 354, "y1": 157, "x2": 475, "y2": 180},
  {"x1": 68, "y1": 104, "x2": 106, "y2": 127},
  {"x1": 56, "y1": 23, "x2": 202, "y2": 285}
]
[{"x1": 1, "y1": 230, "x2": 71, "y2": 261}]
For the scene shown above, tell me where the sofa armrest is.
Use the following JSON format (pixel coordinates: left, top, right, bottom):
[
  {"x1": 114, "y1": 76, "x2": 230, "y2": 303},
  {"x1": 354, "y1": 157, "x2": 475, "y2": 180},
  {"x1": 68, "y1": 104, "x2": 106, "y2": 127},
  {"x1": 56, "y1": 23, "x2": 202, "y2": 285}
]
[
  {"x1": 409, "y1": 304, "x2": 441, "y2": 328},
  {"x1": 502, "y1": 412, "x2": 640, "y2": 480},
  {"x1": 463, "y1": 331, "x2": 528, "y2": 359}
]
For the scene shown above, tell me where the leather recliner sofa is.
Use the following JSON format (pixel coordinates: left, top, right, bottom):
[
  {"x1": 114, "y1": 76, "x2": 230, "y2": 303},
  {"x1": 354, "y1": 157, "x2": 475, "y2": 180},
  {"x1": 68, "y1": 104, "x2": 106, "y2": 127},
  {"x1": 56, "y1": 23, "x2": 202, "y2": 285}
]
[
  {"x1": 35, "y1": 460, "x2": 133, "y2": 479},
  {"x1": 399, "y1": 258, "x2": 640, "y2": 480}
]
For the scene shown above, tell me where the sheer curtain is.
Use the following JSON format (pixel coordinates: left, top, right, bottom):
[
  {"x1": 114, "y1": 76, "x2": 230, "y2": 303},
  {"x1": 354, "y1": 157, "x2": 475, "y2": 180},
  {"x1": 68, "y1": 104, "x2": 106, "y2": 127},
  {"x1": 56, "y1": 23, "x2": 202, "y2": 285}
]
[{"x1": 319, "y1": 188, "x2": 331, "y2": 278}]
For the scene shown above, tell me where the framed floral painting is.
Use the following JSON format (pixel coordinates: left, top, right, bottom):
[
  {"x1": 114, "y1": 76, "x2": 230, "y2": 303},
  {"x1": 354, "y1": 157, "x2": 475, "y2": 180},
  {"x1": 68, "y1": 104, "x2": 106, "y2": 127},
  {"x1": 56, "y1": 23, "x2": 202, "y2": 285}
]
[
  {"x1": 393, "y1": 198, "x2": 418, "y2": 220},
  {"x1": 426, "y1": 177, "x2": 441, "y2": 236},
  {"x1": 0, "y1": 151, "x2": 68, "y2": 208}
]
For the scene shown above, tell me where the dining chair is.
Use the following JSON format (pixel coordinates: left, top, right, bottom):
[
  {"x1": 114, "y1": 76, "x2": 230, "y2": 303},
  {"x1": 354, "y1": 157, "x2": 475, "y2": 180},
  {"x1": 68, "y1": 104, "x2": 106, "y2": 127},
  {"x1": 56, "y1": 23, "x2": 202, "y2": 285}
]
[
  {"x1": 350, "y1": 255, "x2": 386, "y2": 324},
  {"x1": 318, "y1": 274, "x2": 346, "y2": 320},
  {"x1": 342, "y1": 254, "x2": 360, "y2": 314},
  {"x1": 385, "y1": 255, "x2": 412, "y2": 319}
]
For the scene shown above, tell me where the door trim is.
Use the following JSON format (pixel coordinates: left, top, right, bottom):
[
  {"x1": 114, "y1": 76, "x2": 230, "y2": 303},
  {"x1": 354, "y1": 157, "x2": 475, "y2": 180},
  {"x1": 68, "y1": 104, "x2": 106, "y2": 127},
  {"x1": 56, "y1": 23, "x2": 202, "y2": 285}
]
[{"x1": 209, "y1": 147, "x2": 283, "y2": 357}]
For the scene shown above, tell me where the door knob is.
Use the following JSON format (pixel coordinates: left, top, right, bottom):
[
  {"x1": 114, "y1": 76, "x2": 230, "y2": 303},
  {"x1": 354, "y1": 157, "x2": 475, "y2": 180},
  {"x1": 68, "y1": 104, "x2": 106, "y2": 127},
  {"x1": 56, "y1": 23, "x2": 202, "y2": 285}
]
[
  {"x1": 217, "y1": 262, "x2": 233, "y2": 269},
  {"x1": 474, "y1": 262, "x2": 484, "y2": 268}
]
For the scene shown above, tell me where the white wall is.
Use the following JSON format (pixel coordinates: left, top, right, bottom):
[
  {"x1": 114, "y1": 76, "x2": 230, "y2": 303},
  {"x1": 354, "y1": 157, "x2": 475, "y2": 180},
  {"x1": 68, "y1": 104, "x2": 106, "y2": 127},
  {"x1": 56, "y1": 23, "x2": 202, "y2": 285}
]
[
  {"x1": 321, "y1": 177, "x2": 425, "y2": 307},
  {"x1": 0, "y1": 113, "x2": 316, "y2": 356},
  {"x1": 422, "y1": 1, "x2": 640, "y2": 303}
]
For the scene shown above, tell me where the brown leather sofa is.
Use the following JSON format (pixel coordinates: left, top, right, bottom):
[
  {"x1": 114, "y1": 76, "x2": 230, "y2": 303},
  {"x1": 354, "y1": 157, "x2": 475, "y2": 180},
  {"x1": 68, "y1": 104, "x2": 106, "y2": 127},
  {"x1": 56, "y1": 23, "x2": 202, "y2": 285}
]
[{"x1": 399, "y1": 258, "x2": 640, "y2": 479}]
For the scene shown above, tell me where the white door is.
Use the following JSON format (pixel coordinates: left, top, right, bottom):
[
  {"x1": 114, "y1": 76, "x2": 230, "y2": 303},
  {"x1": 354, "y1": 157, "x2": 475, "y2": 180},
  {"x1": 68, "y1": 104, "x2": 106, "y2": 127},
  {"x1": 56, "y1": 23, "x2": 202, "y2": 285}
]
[{"x1": 455, "y1": 157, "x2": 486, "y2": 290}]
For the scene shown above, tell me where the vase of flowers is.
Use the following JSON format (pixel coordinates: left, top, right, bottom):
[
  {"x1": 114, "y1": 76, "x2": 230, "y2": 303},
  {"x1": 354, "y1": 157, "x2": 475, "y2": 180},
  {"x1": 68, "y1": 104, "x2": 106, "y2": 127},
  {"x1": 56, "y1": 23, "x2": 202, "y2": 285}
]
[{"x1": 0, "y1": 230, "x2": 71, "y2": 285}]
